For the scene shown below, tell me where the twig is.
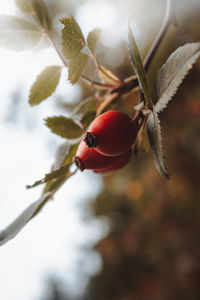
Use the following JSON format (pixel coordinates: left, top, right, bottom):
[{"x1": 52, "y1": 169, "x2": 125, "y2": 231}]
[{"x1": 143, "y1": 0, "x2": 173, "y2": 71}]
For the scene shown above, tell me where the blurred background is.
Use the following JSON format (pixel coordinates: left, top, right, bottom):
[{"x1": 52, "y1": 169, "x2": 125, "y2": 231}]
[{"x1": 0, "y1": 0, "x2": 200, "y2": 299}]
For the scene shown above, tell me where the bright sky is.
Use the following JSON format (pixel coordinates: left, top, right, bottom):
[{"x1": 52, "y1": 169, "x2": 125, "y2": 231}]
[{"x1": 0, "y1": 1, "x2": 109, "y2": 299}]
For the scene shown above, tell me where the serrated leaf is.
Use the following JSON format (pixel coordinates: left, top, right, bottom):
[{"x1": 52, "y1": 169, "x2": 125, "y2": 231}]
[
  {"x1": 29, "y1": 65, "x2": 62, "y2": 105},
  {"x1": 15, "y1": 0, "x2": 32, "y2": 13},
  {"x1": 0, "y1": 15, "x2": 42, "y2": 51},
  {"x1": 45, "y1": 115, "x2": 83, "y2": 139},
  {"x1": 155, "y1": 42, "x2": 200, "y2": 113},
  {"x1": 26, "y1": 164, "x2": 70, "y2": 189},
  {"x1": 68, "y1": 52, "x2": 89, "y2": 84},
  {"x1": 128, "y1": 22, "x2": 152, "y2": 107},
  {"x1": 30, "y1": 0, "x2": 51, "y2": 30},
  {"x1": 60, "y1": 16, "x2": 85, "y2": 60},
  {"x1": 146, "y1": 109, "x2": 170, "y2": 179},
  {"x1": 87, "y1": 28, "x2": 101, "y2": 53},
  {"x1": 0, "y1": 192, "x2": 51, "y2": 246}
]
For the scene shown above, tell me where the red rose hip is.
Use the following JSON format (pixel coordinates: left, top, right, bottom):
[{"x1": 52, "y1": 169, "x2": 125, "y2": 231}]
[
  {"x1": 95, "y1": 148, "x2": 132, "y2": 174},
  {"x1": 73, "y1": 139, "x2": 128, "y2": 171},
  {"x1": 84, "y1": 110, "x2": 139, "y2": 156}
]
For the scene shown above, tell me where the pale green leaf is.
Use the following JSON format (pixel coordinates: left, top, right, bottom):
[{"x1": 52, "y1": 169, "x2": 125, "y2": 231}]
[
  {"x1": 128, "y1": 22, "x2": 152, "y2": 107},
  {"x1": 29, "y1": 65, "x2": 62, "y2": 105},
  {"x1": 146, "y1": 109, "x2": 170, "y2": 179},
  {"x1": 60, "y1": 16, "x2": 85, "y2": 59},
  {"x1": 45, "y1": 115, "x2": 83, "y2": 139},
  {"x1": 155, "y1": 42, "x2": 200, "y2": 113},
  {"x1": 87, "y1": 28, "x2": 101, "y2": 53},
  {"x1": 30, "y1": 0, "x2": 51, "y2": 30},
  {"x1": 0, "y1": 15, "x2": 42, "y2": 51},
  {"x1": 15, "y1": 0, "x2": 32, "y2": 13},
  {"x1": 68, "y1": 52, "x2": 88, "y2": 84},
  {"x1": 0, "y1": 192, "x2": 51, "y2": 246}
]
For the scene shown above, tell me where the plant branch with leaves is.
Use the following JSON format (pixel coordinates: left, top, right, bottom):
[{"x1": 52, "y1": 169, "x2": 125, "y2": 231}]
[{"x1": 0, "y1": 0, "x2": 200, "y2": 246}]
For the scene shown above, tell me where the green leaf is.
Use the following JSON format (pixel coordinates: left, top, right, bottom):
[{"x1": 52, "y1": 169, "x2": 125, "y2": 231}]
[
  {"x1": 68, "y1": 52, "x2": 89, "y2": 84},
  {"x1": 155, "y1": 42, "x2": 200, "y2": 113},
  {"x1": 0, "y1": 192, "x2": 51, "y2": 246},
  {"x1": 45, "y1": 115, "x2": 83, "y2": 139},
  {"x1": 15, "y1": 0, "x2": 32, "y2": 13},
  {"x1": 30, "y1": 0, "x2": 51, "y2": 30},
  {"x1": 146, "y1": 108, "x2": 170, "y2": 179},
  {"x1": 26, "y1": 165, "x2": 70, "y2": 189},
  {"x1": 0, "y1": 15, "x2": 42, "y2": 51},
  {"x1": 128, "y1": 21, "x2": 152, "y2": 107},
  {"x1": 87, "y1": 28, "x2": 101, "y2": 53},
  {"x1": 29, "y1": 65, "x2": 62, "y2": 105},
  {"x1": 60, "y1": 16, "x2": 85, "y2": 60}
]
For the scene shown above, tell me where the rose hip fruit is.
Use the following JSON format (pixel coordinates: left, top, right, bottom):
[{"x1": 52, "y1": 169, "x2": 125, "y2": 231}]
[
  {"x1": 95, "y1": 148, "x2": 132, "y2": 174},
  {"x1": 84, "y1": 110, "x2": 139, "y2": 156},
  {"x1": 73, "y1": 139, "x2": 128, "y2": 172}
]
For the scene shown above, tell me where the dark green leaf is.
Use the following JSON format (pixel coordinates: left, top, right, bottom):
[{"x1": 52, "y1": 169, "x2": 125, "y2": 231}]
[
  {"x1": 15, "y1": 0, "x2": 32, "y2": 13},
  {"x1": 0, "y1": 15, "x2": 42, "y2": 51},
  {"x1": 155, "y1": 42, "x2": 200, "y2": 113},
  {"x1": 68, "y1": 53, "x2": 89, "y2": 84},
  {"x1": 146, "y1": 109, "x2": 170, "y2": 179},
  {"x1": 45, "y1": 115, "x2": 83, "y2": 139},
  {"x1": 128, "y1": 22, "x2": 152, "y2": 107},
  {"x1": 60, "y1": 16, "x2": 85, "y2": 59},
  {"x1": 30, "y1": 0, "x2": 51, "y2": 30},
  {"x1": 87, "y1": 28, "x2": 101, "y2": 53},
  {"x1": 0, "y1": 192, "x2": 51, "y2": 246},
  {"x1": 29, "y1": 65, "x2": 62, "y2": 105}
]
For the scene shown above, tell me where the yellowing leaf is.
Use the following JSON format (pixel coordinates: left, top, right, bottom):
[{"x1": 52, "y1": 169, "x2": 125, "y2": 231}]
[
  {"x1": 68, "y1": 52, "x2": 89, "y2": 84},
  {"x1": 45, "y1": 115, "x2": 83, "y2": 139},
  {"x1": 29, "y1": 65, "x2": 62, "y2": 105},
  {"x1": 60, "y1": 16, "x2": 85, "y2": 59},
  {"x1": 87, "y1": 28, "x2": 101, "y2": 53},
  {"x1": 0, "y1": 15, "x2": 42, "y2": 51}
]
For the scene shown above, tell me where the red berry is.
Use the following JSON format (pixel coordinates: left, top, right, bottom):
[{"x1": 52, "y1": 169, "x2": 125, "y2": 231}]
[
  {"x1": 84, "y1": 110, "x2": 139, "y2": 156},
  {"x1": 73, "y1": 139, "x2": 128, "y2": 171},
  {"x1": 95, "y1": 148, "x2": 132, "y2": 174}
]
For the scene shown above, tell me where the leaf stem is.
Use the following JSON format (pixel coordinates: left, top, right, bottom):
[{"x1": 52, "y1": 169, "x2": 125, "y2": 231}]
[{"x1": 47, "y1": 31, "x2": 113, "y2": 90}]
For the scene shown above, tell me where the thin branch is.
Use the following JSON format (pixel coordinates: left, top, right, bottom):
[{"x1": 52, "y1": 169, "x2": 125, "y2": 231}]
[{"x1": 143, "y1": 0, "x2": 173, "y2": 71}]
